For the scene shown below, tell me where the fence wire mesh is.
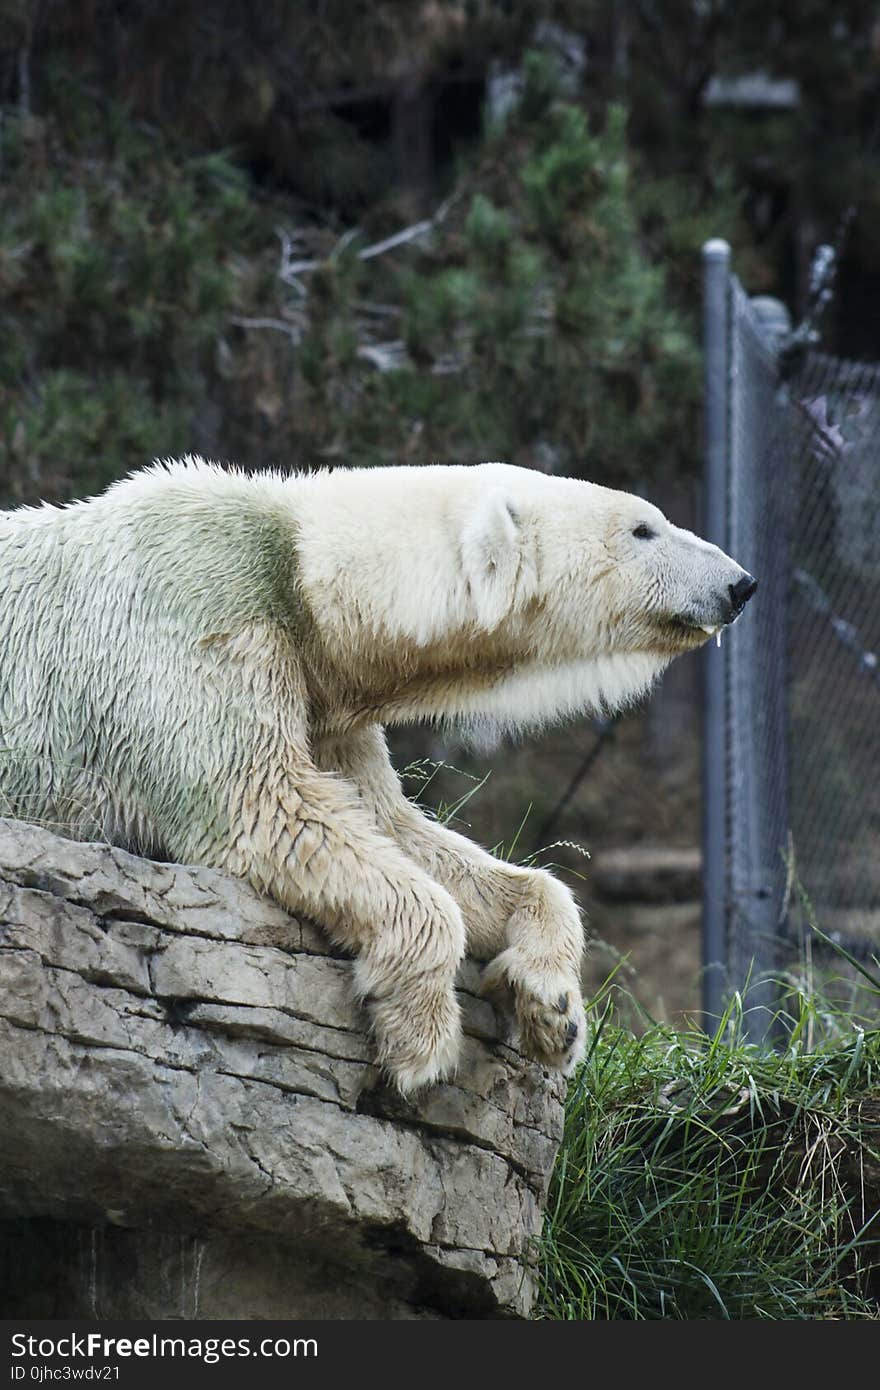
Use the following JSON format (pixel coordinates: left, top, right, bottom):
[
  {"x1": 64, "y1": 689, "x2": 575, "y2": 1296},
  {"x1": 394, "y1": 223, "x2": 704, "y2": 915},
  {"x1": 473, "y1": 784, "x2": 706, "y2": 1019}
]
[{"x1": 702, "y1": 243, "x2": 880, "y2": 1032}]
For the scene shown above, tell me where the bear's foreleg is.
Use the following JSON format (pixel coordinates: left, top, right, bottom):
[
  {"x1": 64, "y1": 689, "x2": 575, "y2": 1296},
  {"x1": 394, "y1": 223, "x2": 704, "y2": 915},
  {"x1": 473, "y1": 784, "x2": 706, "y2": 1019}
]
[
  {"x1": 318, "y1": 729, "x2": 587, "y2": 1073},
  {"x1": 198, "y1": 753, "x2": 467, "y2": 1095}
]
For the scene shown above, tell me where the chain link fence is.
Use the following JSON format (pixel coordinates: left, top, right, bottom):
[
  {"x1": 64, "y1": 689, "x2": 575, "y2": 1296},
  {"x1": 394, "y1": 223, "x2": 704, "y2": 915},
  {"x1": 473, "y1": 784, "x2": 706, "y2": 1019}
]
[{"x1": 701, "y1": 240, "x2": 880, "y2": 1036}]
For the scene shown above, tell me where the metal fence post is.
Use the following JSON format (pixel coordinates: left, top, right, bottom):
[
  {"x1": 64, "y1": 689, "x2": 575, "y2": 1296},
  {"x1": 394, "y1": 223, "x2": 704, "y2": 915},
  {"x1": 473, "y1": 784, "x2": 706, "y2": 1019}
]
[
  {"x1": 700, "y1": 241, "x2": 879, "y2": 1034},
  {"x1": 701, "y1": 238, "x2": 731, "y2": 1031}
]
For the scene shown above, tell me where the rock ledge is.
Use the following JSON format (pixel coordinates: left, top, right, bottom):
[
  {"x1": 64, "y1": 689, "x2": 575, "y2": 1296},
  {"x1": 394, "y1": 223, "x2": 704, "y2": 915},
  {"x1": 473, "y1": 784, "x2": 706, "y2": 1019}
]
[{"x1": 0, "y1": 817, "x2": 564, "y2": 1319}]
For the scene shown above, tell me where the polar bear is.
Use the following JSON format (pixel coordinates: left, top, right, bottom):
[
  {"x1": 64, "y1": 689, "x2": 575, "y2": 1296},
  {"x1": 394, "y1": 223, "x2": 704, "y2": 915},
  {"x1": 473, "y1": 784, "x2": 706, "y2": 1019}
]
[{"x1": 0, "y1": 459, "x2": 755, "y2": 1092}]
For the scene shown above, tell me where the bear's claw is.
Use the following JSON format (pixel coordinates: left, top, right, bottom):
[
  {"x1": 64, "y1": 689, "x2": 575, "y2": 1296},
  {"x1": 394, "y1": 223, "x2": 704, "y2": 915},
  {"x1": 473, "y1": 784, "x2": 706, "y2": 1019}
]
[{"x1": 480, "y1": 948, "x2": 586, "y2": 1074}]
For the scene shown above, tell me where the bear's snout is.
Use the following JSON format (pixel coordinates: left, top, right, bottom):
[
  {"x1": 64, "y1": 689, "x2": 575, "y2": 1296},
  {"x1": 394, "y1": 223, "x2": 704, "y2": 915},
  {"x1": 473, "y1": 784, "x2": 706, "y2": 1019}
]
[{"x1": 727, "y1": 573, "x2": 758, "y2": 620}]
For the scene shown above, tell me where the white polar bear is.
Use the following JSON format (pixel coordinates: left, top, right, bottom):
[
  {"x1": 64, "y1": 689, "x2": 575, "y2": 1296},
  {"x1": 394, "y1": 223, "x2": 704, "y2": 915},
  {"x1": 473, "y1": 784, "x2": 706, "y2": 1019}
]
[{"x1": 0, "y1": 459, "x2": 755, "y2": 1092}]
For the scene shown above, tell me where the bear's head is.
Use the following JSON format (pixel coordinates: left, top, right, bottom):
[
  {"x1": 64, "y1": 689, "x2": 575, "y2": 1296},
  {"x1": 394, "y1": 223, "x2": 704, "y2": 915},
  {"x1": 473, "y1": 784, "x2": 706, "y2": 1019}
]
[
  {"x1": 453, "y1": 464, "x2": 756, "y2": 732},
  {"x1": 460, "y1": 465, "x2": 754, "y2": 641},
  {"x1": 296, "y1": 461, "x2": 755, "y2": 735}
]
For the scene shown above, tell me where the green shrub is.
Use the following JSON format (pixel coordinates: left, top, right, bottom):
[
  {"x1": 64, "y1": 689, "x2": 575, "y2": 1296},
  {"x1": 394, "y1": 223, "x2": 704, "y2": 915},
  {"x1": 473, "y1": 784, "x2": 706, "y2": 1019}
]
[
  {"x1": 1, "y1": 45, "x2": 717, "y2": 500},
  {"x1": 0, "y1": 101, "x2": 258, "y2": 502}
]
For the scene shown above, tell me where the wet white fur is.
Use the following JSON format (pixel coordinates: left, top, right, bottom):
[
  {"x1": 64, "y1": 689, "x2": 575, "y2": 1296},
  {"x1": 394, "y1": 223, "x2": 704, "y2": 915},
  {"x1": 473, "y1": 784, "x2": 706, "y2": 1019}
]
[{"x1": 0, "y1": 458, "x2": 749, "y2": 1092}]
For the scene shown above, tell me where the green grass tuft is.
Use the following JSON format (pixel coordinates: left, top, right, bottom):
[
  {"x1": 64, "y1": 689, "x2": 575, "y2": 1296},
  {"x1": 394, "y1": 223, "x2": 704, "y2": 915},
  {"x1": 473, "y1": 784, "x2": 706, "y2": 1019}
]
[{"x1": 536, "y1": 981, "x2": 880, "y2": 1319}]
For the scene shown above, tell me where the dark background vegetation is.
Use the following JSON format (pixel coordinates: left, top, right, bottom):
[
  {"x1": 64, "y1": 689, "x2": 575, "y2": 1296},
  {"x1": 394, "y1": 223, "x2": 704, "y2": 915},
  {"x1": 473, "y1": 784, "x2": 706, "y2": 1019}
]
[{"x1": 2, "y1": 0, "x2": 879, "y2": 1018}]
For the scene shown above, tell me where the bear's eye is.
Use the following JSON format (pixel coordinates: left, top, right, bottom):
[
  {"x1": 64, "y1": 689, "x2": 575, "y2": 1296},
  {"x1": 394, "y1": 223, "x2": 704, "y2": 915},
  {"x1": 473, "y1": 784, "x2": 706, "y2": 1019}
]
[{"x1": 632, "y1": 523, "x2": 656, "y2": 540}]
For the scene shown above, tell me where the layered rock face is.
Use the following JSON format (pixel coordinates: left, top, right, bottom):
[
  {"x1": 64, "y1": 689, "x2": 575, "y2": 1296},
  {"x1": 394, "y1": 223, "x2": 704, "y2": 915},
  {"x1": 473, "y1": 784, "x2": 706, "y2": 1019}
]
[{"x1": 0, "y1": 818, "x2": 564, "y2": 1319}]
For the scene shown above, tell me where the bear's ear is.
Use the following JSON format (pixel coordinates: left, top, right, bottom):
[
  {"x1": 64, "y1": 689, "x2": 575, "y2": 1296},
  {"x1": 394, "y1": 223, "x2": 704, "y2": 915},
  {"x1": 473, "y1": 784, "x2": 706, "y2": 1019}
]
[{"x1": 460, "y1": 490, "x2": 532, "y2": 629}]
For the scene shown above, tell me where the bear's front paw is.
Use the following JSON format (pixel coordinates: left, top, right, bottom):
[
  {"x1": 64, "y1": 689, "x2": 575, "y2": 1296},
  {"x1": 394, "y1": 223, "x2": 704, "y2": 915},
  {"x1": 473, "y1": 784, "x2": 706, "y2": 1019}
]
[
  {"x1": 355, "y1": 962, "x2": 463, "y2": 1096},
  {"x1": 480, "y1": 947, "x2": 586, "y2": 1074}
]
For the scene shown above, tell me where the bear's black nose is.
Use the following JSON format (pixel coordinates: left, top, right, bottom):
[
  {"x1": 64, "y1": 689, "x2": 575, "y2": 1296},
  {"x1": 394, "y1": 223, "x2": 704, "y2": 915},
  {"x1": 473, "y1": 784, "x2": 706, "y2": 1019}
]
[{"x1": 729, "y1": 574, "x2": 758, "y2": 614}]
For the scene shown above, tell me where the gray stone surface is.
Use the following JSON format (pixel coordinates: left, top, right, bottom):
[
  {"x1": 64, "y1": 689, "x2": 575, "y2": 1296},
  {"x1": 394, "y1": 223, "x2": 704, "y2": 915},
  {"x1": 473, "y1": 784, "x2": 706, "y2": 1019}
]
[{"x1": 0, "y1": 817, "x2": 564, "y2": 1319}]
